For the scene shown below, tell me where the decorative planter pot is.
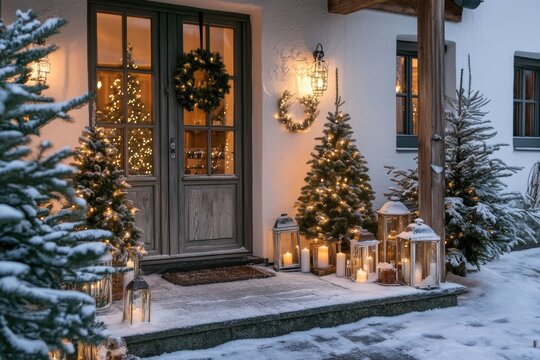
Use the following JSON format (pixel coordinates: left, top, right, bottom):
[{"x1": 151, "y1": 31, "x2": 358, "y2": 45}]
[{"x1": 112, "y1": 259, "x2": 125, "y2": 301}]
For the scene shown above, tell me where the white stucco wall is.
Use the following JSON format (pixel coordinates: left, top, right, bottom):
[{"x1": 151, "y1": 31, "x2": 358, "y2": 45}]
[{"x1": 2, "y1": 0, "x2": 539, "y2": 261}]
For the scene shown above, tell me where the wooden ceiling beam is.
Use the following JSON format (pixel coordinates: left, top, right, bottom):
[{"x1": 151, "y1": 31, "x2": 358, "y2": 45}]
[{"x1": 328, "y1": 0, "x2": 463, "y2": 22}]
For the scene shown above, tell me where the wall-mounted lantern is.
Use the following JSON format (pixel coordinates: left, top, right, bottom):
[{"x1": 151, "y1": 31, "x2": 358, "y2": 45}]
[{"x1": 310, "y1": 43, "x2": 328, "y2": 97}]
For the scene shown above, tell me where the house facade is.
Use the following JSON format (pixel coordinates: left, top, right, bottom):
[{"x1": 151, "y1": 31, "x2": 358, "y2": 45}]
[{"x1": 2, "y1": 0, "x2": 539, "y2": 268}]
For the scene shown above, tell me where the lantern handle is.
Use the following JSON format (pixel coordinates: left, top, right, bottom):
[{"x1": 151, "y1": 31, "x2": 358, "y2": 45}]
[{"x1": 313, "y1": 43, "x2": 325, "y2": 61}]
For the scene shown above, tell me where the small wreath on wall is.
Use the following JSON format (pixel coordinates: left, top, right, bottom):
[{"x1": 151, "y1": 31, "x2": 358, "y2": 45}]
[
  {"x1": 276, "y1": 90, "x2": 320, "y2": 132},
  {"x1": 174, "y1": 48, "x2": 230, "y2": 113}
]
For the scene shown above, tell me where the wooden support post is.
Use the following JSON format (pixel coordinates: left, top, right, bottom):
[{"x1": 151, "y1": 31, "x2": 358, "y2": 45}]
[{"x1": 417, "y1": 0, "x2": 446, "y2": 280}]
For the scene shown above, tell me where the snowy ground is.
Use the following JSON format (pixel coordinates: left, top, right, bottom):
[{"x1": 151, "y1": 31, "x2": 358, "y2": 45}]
[{"x1": 145, "y1": 248, "x2": 540, "y2": 360}]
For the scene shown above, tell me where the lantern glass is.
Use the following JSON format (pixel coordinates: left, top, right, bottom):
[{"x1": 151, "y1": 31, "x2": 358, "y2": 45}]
[
  {"x1": 397, "y1": 218, "x2": 441, "y2": 289},
  {"x1": 82, "y1": 252, "x2": 112, "y2": 313},
  {"x1": 377, "y1": 199, "x2": 411, "y2": 265},
  {"x1": 123, "y1": 276, "x2": 151, "y2": 325},
  {"x1": 310, "y1": 240, "x2": 335, "y2": 270},
  {"x1": 77, "y1": 343, "x2": 98, "y2": 360},
  {"x1": 350, "y1": 240, "x2": 379, "y2": 283},
  {"x1": 272, "y1": 214, "x2": 301, "y2": 271}
]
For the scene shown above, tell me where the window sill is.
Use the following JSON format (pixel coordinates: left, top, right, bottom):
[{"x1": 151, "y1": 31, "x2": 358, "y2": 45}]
[
  {"x1": 513, "y1": 137, "x2": 540, "y2": 151},
  {"x1": 396, "y1": 135, "x2": 418, "y2": 151}
]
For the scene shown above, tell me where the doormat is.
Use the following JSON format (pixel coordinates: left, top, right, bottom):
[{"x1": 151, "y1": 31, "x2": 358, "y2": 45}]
[{"x1": 161, "y1": 266, "x2": 275, "y2": 286}]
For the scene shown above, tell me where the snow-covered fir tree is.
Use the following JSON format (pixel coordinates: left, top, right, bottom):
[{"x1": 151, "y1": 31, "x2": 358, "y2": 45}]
[
  {"x1": 296, "y1": 71, "x2": 376, "y2": 244},
  {"x1": 72, "y1": 125, "x2": 144, "y2": 261},
  {"x1": 0, "y1": 11, "x2": 112, "y2": 358},
  {"x1": 387, "y1": 61, "x2": 538, "y2": 266}
]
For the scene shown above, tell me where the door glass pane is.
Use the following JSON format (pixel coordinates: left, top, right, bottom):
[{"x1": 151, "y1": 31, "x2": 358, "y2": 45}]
[
  {"x1": 396, "y1": 96, "x2": 406, "y2": 134},
  {"x1": 212, "y1": 79, "x2": 234, "y2": 126},
  {"x1": 127, "y1": 16, "x2": 152, "y2": 70},
  {"x1": 211, "y1": 131, "x2": 234, "y2": 175},
  {"x1": 185, "y1": 130, "x2": 208, "y2": 175},
  {"x1": 128, "y1": 128, "x2": 153, "y2": 175},
  {"x1": 514, "y1": 102, "x2": 521, "y2": 136},
  {"x1": 210, "y1": 26, "x2": 234, "y2": 75},
  {"x1": 412, "y1": 97, "x2": 419, "y2": 135},
  {"x1": 525, "y1": 69, "x2": 536, "y2": 100},
  {"x1": 411, "y1": 58, "x2": 419, "y2": 96},
  {"x1": 183, "y1": 23, "x2": 206, "y2": 51},
  {"x1": 98, "y1": 127, "x2": 124, "y2": 169},
  {"x1": 97, "y1": 13, "x2": 123, "y2": 67},
  {"x1": 525, "y1": 103, "x2": 536, "y2": 136},
  {"x1": 127, "y1": 73, "x2": 153, "y2": 124},
  {"x1": 396, "y1": 56, "x2": 405, "y2": 94},
  {"x1": 514, "y1": 68, "x2": 522, "y2": 99},
  {"x1": 184, "y1": 108, "x2": 206, "y2": 126},
  {"x1": 96, "y1": 71, "x2": 124, "y2": 124}
]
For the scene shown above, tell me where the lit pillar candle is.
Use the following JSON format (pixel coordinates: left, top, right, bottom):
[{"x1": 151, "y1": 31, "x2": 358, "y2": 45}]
[
  {"x1": 414, "y1": 263, "x2": 423, "y2": 285},
  {"x1": 429, "y1": 262, "x2": 437, "y2": 277},
  {"x1": 356, "y1": 269, "x2": 368, "y2": 283},
  {"x1": 301, "y1": 248, "x2": 310, "y2": 273},
  {"x1": 402, "y1": 258, "x2": 410, "y2": 283},
  {"x1": 336, "y1": 252, "x2": 346, "y2": 277},
  {"x1": 317, "y1": 245, "x2": 329, "y2": 268},
  {"x1": 367, "y1": 256, "x2": 374, "y2": 273},
  {"x1": 282, "y1": 251, "x2": 293, "y2": 267}
]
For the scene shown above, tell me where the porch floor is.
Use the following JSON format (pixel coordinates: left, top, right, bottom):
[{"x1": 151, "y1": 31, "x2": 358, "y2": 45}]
[{"x1": 99, "y1": 266, "x2": 466, "y2": 357}]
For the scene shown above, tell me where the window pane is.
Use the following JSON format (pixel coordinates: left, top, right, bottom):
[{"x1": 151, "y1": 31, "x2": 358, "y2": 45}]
[
  {"x1": 183, "y1": 23, "x2": 206, "y2": 52},
  {"x1": 127, "y1": 17, "x2": 152, "y2": 70},
  {"x1": 127, "y1": 73, "x2": 152, "y2": 124},
  {"x1": 184, "y1": 108, "x2": 206, "y2": 126},
  {"x1": 212, "y1": 79, "x2": 234, "y2": 126},
  {"x1": 128, "y1": 128, "x2": 153, "y2": 176},
  {"x1": 412, "y1": 97, "x2": 419, "y2": 135},
  {"x1": 185, "y1": 130, "x2": 208, "y2": 175},
  {"x1": 525, "y1": 69, "x2": 536, "y2": 100},
  {"x1": 411, "y1": 58, "x2": 419, "y2": 96},
  {"x1": 97, "y1": 13, "x2": 123, "y2": 67},
  {"x1": 96, "y1": 71, "x2": 124, "y2": 124},
  {"x1": 98, "y1": 127, "x2": 124, "y2": 169},
  {"x1": 211, "y1": 131, "x2": 234, "y2": 175},
  {"x1": 525, "y1": 103, "x2": 536, "y2": 136},
  {"x1": 514, "y1": 68, "x2": 522, "y2": 99},
  {"x1": 396, "y1": 56, "x2": 405, "y2": 94},
  {"x1": 514, "y1": 102, "x2": 522, "y2": 136},
  {"x1": 210, "y1": 26, "x2": 234, "y2": 75},
  {"x1": 396, "y1": 96, "x2": 406, "y2": 134}
]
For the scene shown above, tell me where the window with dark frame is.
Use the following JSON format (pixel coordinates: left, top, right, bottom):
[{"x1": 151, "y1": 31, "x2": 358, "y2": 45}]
[
  {"x1": 396, "y1": 41, "x2": 419, "y2": 149},
  {"x1": 514, "y1": 57, "x2": 540, "y2": 139}
]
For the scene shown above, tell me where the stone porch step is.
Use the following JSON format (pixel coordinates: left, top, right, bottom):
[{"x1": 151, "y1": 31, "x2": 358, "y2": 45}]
[{"x1": 124, "y1": 286, "x2": 466, "y2": 357}]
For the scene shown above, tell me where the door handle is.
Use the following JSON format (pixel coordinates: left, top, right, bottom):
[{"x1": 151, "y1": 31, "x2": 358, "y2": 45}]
[{"x1": 170, "y1": 138, "x2": 176, "y2": 159}]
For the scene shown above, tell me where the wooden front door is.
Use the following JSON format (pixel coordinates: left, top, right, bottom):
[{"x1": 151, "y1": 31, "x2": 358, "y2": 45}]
[{"x1": 89, "y1": 1, "x2": 251, "y2": 264}]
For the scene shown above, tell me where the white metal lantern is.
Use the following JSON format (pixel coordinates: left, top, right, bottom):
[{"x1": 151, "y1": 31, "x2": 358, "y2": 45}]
[
  {"x1": 350, "y1": 239, "x2": 379, "y2": 283},
  {"x1": 377, "y1": 197, "x2": 411, "y2": 265},
  {"x1": 397, "y1": 218, "x2": 441, "y2": 289},
  {"x1": 123, "y1": 275, "x2": 151, "y2": 325},
  {"x1": 310, "y1": 43, "x2": 328, "y2": 97},
  {"x1": 82, "y1": 252, "x2": 113, "y2": 313},
  {"x1": 272, "y1": 214, "x2": 301, "y2": 271}
]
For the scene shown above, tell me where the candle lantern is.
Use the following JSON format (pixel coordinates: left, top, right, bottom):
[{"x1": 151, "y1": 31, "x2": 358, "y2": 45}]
[
  {"x1": 349, "y1": 239, "x2": 379, "y2": 283},
  {"x1": 310, "y1": 239, "x2": 336, "y2": 275},
  {"x1": 82, "y1": 252, "x2": 112, "y2": 313},
  {"x1": 272, "y1": 214, "x2": 301, "y2": 271},
  {"x1": 48, "y1": 350, "x2": 66, "y2": 360},
  {"x1": 377, "y1": 197, "x2": 411, "y2": 265},
  {"x1": 123, "y1": 275, "x2": 151, "y2": 325},
  {"x1": 310, "y1": 43, "x2": 328, "y2": 97},
  {"x1": 397, "y1": 218, "x2": 441, "y2": 289}
]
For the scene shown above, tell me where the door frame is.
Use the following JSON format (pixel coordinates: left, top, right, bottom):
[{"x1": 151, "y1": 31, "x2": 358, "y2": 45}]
[{"x1": 87, "y1": 0, "x2": 252, "y2": 266}]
